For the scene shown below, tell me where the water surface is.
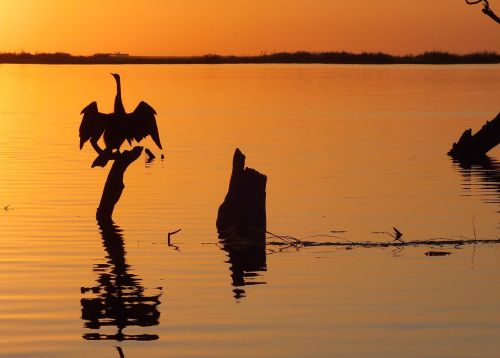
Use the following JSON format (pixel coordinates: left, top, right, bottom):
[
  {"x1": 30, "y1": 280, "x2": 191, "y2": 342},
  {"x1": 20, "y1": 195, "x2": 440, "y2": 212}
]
[{"x1": 0, "y1": 64, "x2": 499, "y2": 357}]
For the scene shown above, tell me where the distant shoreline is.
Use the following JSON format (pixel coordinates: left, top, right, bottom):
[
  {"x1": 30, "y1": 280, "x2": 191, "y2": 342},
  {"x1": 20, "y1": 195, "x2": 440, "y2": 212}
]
[{"x1": 0, "y1": 51, "x2": 499, "y2": 65}]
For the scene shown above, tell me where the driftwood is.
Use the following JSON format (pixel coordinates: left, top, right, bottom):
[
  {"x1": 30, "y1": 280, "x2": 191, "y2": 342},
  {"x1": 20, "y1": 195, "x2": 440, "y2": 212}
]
[
  {"x1": 266, "y1": 235, "x2": 500, "y2": 249},
  {"x1": 216, "y1": 148, "x2": 267, "y2": 240},
  {"x1": 96, "y1": 146, "x2": 143, "y2": 221},
  {"x1": 448, "y1": 113, "x2": 500, "y2": 159}
]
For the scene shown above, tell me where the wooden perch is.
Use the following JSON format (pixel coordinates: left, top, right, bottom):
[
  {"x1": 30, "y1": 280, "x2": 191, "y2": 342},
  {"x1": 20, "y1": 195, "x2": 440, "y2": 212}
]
[
  {"x1": 448, "y1": 112, "x2": 500, "y2": 159},
  {"x1": 96, "y1": 146, "x2": 143, "y2": 222},
  {"x1": 216, "y1": 148, "x2": 267, "y2": 240}
]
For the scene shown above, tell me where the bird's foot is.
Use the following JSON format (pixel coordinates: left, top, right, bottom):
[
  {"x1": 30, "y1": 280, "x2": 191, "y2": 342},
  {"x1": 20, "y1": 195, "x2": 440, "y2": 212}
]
[{"x1": 91, "y1": 150, "x2": 115, "y2": 167}]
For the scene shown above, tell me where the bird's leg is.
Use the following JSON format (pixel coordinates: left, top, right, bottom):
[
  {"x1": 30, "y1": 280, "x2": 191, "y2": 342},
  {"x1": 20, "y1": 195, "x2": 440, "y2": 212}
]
[{"x1": 90, "y1": 138, "x2": 104, "y2": 155}]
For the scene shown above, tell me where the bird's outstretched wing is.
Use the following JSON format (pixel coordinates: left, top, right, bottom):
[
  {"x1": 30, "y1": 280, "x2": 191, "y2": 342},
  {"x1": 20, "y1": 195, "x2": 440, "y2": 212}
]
[
  {"x1": 126, "y1": 101, "x2": 163, "y2": 149},
  {"x1": 79, "y1": 102, "x2": 110, "y2": 149}
]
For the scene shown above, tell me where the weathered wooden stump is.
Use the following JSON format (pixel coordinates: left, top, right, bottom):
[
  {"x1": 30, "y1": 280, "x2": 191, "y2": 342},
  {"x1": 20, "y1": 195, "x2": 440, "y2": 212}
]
[
  {"x1": 96, "y1": 146, "x2": 143, "y2": 222},
  {"x1": 448, "y1": 112, "x2": 500, "y2": 159},
  {"x1": 216, "y1": 148, "x2": 267, "y2": 240}
]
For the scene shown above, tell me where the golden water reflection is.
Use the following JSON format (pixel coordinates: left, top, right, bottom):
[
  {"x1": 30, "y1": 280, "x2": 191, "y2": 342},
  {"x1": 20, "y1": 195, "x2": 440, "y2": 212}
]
[
  {"x1": 0, "y1": 64, "x2": 499, "y2": 357},
  {"x1": 80, "y1": 220, "x2": 161, "y2": 341},
  {"x1": 219, "y1": 236, "x2": 267, "y2": 299},
  {"x1": 454, "y1": 156, "x2": 500, "y2": 223}
]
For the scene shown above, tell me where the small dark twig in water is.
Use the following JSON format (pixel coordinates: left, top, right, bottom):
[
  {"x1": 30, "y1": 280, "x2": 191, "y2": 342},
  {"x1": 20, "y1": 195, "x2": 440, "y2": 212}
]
[
  {"x1": 115, "y1": 346, "x2": 125, "y2": 358},
  {"x1": 425, "y1": 251, "x2": 451, "y2": 257},
  {"x1": 167, "y1": 229, "x2": 182, "y2": 250},
  {"x1": 145, "y1": 148, "x2": 156, "y2": 162},
  {"x1": 472, "y1": 215, "x2": 478, "y2": 241},
  {"x1": 265, "y1": 229, "x2": 303, "y2": 245},
  {"x1": 392, "y1": 246, "x2": 405, "y2": 256},
  {"x1": 372, "y1": 227, "x2": 405, "y2": 243},
  {"x1": 471, "y1": 214, "x2": 478, "y2": 268},
  {"x1": 393, "y1": 227, "x2": 404, "y2": 243},
  {"x1": 4, "y1": 205, "x2": 10, "y2": 211}
]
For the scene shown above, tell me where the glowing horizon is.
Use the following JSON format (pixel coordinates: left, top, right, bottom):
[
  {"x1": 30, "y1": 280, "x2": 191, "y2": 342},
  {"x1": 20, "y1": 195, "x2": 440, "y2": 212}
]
[{"x1": 0, "y1": 0, "x2": 498, "y2": 57}]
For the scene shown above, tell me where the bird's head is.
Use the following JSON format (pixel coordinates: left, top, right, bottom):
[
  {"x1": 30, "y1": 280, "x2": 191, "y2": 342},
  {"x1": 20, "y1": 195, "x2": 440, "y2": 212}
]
[{"x1": 111, "y1": 73, "x2": 120, "y2": 81}]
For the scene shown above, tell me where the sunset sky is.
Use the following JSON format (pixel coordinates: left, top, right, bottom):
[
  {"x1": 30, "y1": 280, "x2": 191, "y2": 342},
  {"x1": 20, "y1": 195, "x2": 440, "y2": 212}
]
[{"x1": 0, "y1": 0, "x2": 498, "y2": 56}]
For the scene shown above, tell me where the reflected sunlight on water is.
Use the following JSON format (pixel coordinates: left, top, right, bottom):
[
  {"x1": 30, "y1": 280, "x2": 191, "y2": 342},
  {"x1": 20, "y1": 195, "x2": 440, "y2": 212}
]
[{"x1": 0, "y1": 64, "x2": 499, "y2": 357}]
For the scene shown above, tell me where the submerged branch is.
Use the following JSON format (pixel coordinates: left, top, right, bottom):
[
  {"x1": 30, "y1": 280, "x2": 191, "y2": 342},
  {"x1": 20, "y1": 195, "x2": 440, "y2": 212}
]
[
  {"x1": 262, "y1": 225, "x2": 499, "y2": 250},
  {"x1": 266, "y1": 236, "x2": 500, "y2": 249}
]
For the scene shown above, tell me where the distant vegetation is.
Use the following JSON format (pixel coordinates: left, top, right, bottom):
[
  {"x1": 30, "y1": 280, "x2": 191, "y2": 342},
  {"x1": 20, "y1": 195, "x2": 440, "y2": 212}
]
[{"x1": 0, "y1": 51, "x2": 499, "y2": 64}]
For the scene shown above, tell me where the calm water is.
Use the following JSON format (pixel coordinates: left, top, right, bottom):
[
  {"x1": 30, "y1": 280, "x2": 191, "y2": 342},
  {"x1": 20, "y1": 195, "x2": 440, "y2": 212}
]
[{"x1": 0, "y1": 64, "x2": 499, "y2": 357}]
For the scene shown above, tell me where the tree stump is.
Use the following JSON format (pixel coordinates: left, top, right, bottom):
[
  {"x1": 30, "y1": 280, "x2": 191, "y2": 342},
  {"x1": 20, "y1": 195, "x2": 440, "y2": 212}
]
[
  {"x1": 448, "y1": 113, "x2": 500, "y2": 159},
  {"x1": 96, "y1": 146, "x2": 143, "y2": 222},
  {"x1": 216, "y1": 148, "x2": 267, "y2": 240}
]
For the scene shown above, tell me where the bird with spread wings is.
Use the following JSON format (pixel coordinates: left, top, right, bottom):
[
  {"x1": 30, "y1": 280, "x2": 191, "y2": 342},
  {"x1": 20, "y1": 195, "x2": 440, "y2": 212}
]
[{"x1": 79, "y1": 73, "x2": 163, "y2": 167}]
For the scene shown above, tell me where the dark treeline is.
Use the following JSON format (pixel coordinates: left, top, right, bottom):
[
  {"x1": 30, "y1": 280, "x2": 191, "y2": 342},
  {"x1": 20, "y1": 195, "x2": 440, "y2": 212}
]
[{"x1": 0, "y1": 51, "x2": 499, "y2": 64}]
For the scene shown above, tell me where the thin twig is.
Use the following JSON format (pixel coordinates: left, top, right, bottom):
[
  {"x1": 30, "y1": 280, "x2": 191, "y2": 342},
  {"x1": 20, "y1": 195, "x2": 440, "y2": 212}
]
[
  {"x1": 271, "y1": 237, "x2": 500, "y2": 248},
  {"x1": 265, "y1": 229, "x2": 303, "y2": 245},
  {"x1": 472, "y1": 215, "x2": 478, "y2": 240},
  {"x1": 472, "y1": 215, "x2": 478, "y2": 269},
  {"x1": 167, "y1": 228, "x2": 182, "y2": 250}
]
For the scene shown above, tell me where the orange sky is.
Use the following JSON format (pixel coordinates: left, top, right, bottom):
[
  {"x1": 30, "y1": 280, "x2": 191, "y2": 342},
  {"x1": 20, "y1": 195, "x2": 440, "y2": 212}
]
[{"x1": 0, "y1": 0, "x2": 498, "y2": 56}]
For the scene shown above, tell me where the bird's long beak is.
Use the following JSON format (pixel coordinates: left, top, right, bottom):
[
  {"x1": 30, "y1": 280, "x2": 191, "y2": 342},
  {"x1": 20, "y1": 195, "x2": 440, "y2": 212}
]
[{"x1": 79, "y1": 138, "x2": 85, "y2": 149}]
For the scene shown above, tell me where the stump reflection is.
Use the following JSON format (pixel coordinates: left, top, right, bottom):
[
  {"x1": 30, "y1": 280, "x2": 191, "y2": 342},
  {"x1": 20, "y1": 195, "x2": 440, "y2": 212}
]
[
  {"x1": 219, "y1": 234, "x2": 267, "y2": 300},
  {"x1": 454, "y1": 156, "x2": 500, "y2": 222}
]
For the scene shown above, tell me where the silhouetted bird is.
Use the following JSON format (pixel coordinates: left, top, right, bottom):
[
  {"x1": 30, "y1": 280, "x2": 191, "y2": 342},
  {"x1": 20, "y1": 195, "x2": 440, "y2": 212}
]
[{"x1": 79, "y1": 73, "x2": 162, "y2": 167}]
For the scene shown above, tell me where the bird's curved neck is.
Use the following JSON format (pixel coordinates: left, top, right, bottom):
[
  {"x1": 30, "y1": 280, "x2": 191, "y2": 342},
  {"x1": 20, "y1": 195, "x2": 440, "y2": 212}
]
[{"x1": 114, "y1": 77, "x2": 125, "y2": 115}]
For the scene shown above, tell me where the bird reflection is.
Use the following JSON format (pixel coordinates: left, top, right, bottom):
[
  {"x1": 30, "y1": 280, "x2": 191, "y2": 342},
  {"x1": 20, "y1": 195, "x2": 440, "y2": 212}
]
[
  {"x1": 81, "y1": 219, "x2": 162, "y2": 341},
  {"x1": 219, "y1": 233, "x2": 267, "y2": 300},
  {"x1": 453, "y1": 156, "x2": 500, "y2": 219}
]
